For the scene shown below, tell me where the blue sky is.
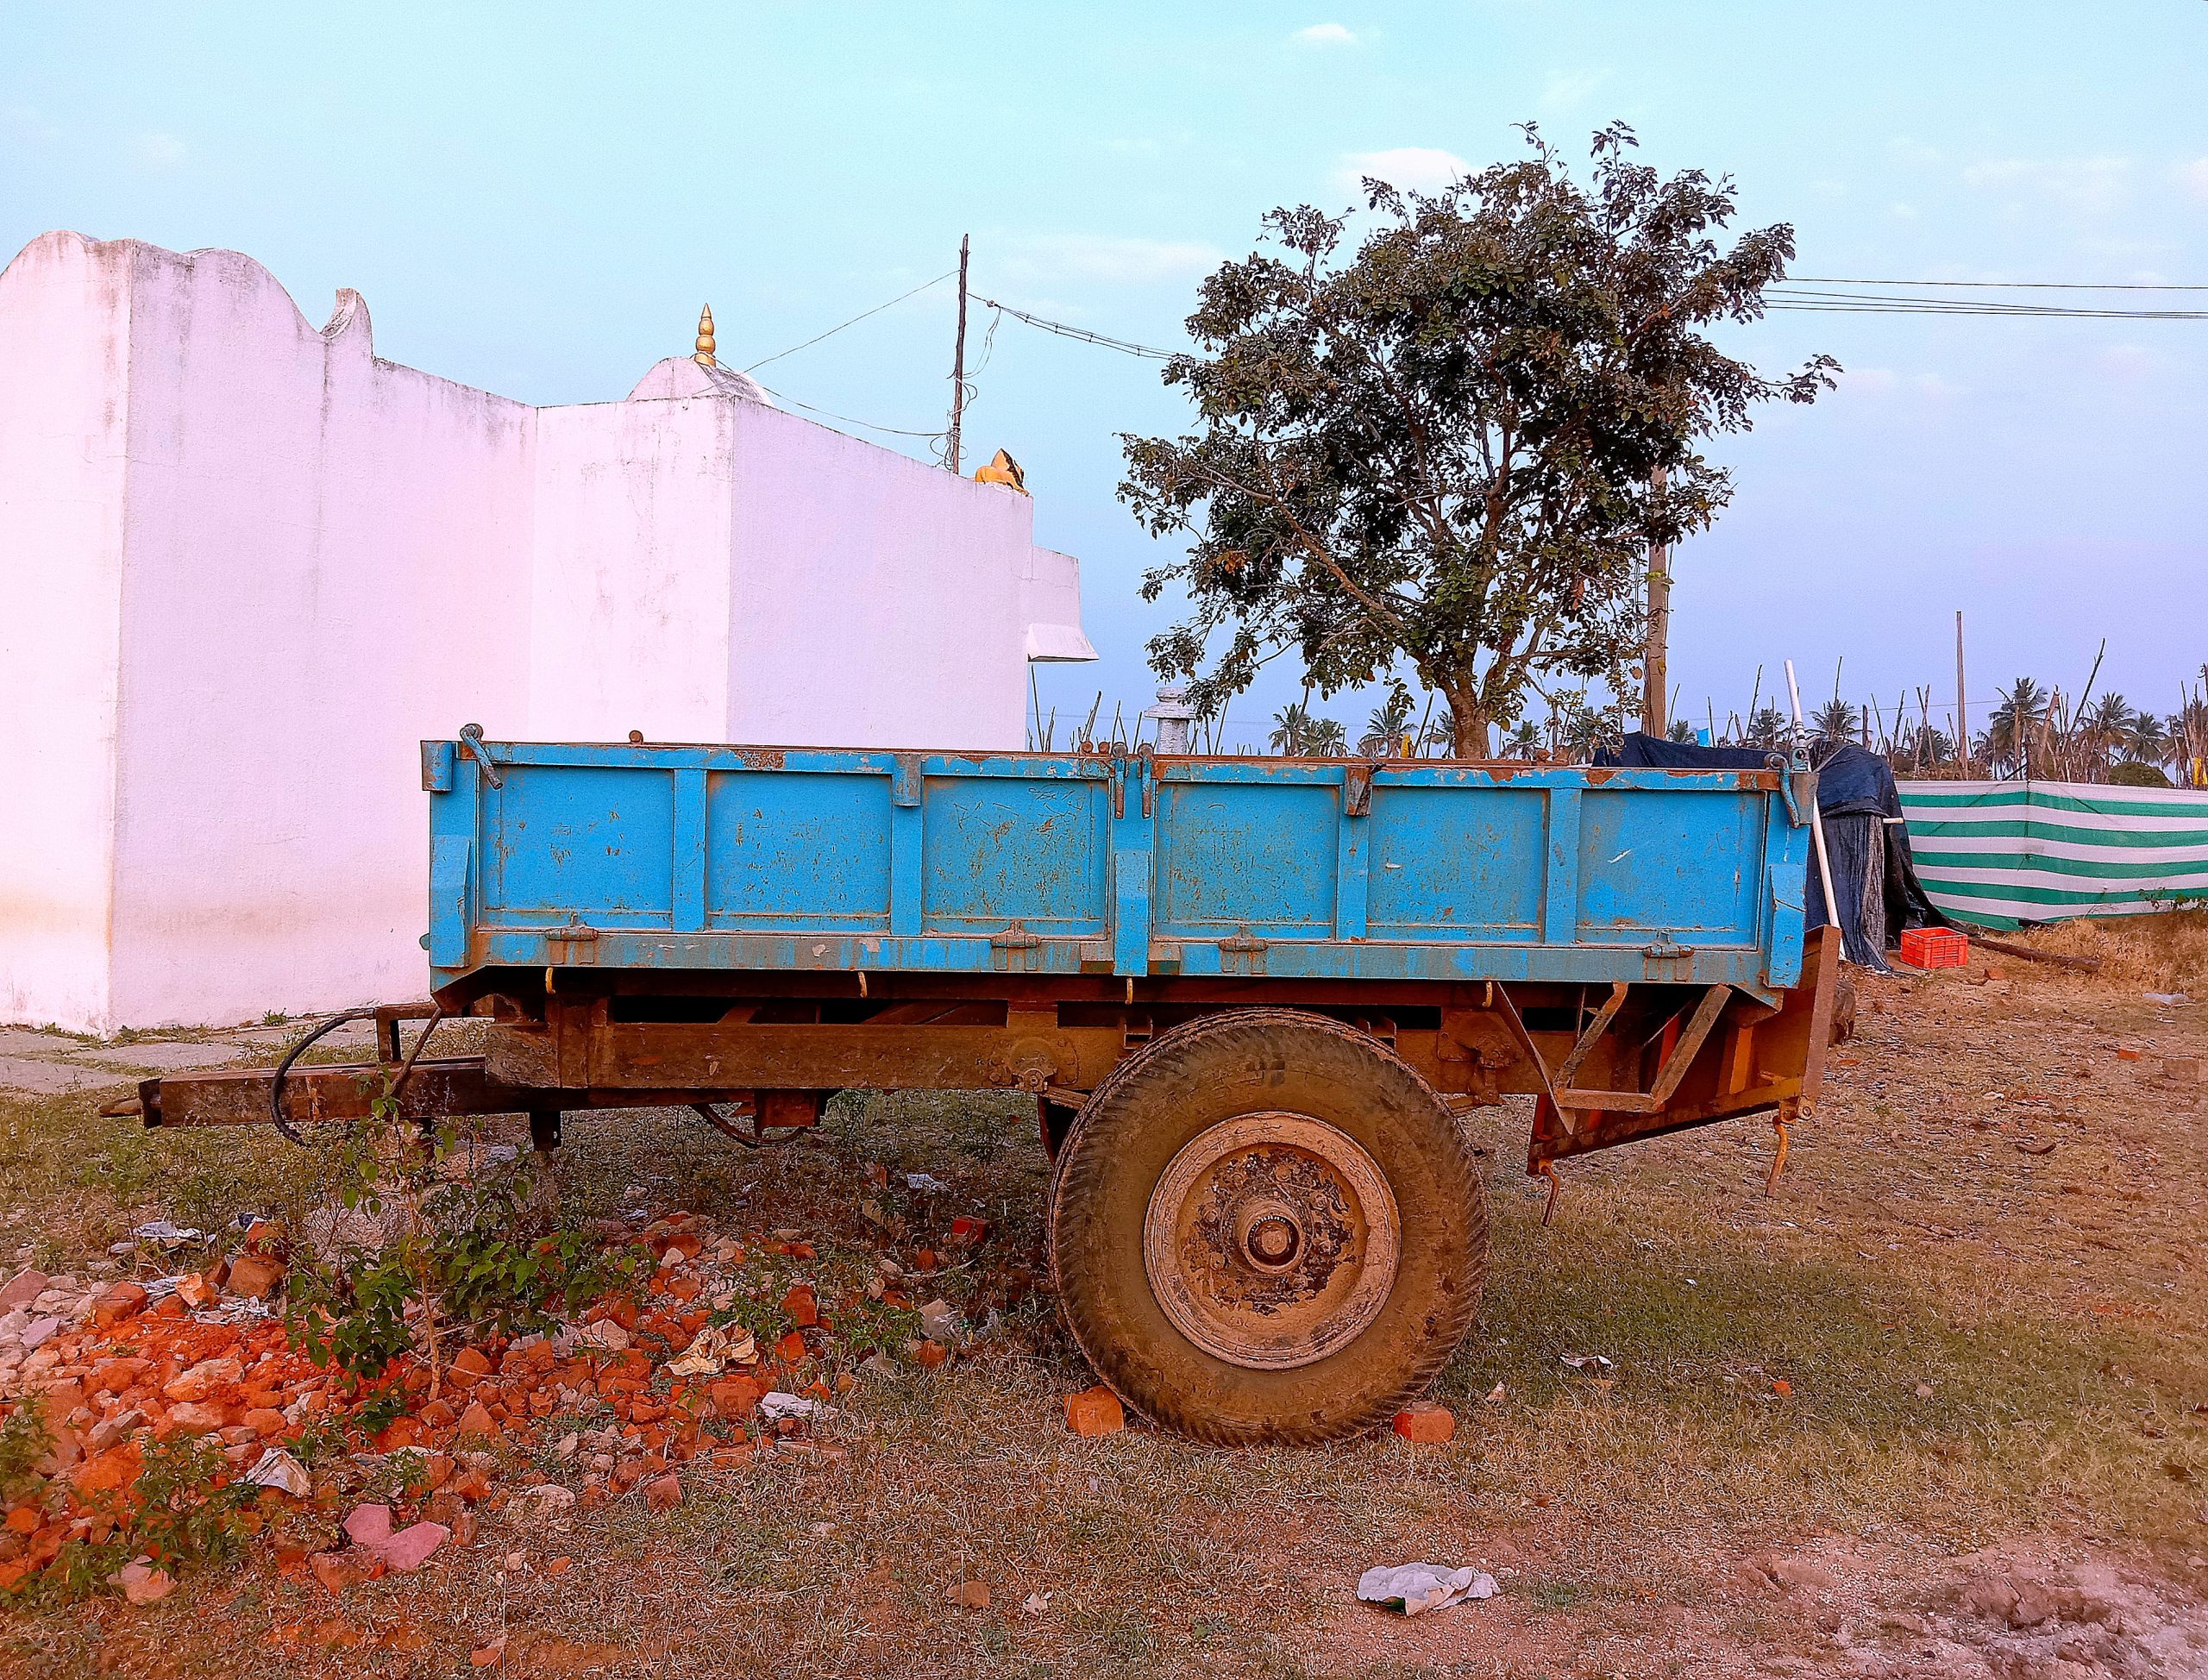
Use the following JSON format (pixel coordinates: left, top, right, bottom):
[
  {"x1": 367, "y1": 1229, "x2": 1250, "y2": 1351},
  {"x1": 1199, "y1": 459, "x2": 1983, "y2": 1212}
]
[{"x1": 5, "y1": 2, "x2": 2204, "y2": 749}]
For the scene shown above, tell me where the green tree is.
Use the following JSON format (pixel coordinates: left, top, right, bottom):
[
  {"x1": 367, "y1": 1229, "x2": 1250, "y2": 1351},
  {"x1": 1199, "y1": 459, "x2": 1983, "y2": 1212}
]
[
  {"x1": 2124, "y1": 710, "x2": 2168, "y2": 764},
  {"x1": 1743, "y1": 705, "x2": 1789, "y2": 749},
  {"x1": 1121, "y1": 124, "x2": 1835, "y2": 755},
  {"x1": 1810, "y1": 698, "x2": 1859, "y2": 743},
  {"x1": 1358, "y1": 686, "x2": 1416, "y2": 755},
  {"x1": 2076, "y1": 693, "x2": 2134, "y2": 775},
  {"x1": 1420, "y1": 705, "x2": 1458, "y2": 756},
  {"x1": 1505, "y1": 719, "x2": 1544, "y2": 759},
  {"x1": 1983, "y1": 676, "x2": 2050, "y2": 774}
]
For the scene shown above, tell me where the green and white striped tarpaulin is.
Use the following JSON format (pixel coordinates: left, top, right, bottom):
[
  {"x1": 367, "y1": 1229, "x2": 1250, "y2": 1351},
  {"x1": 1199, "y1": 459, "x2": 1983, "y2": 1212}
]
[{"x1": 1896, "y1": 779, "x2": 2208, "y2": 929}]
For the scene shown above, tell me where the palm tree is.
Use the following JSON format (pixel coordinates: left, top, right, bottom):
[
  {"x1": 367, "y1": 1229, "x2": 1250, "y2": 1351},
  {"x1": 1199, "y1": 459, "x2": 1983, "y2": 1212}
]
[
  {"x1": 1419, "y1": 706, "x2": 1457, "y2": 757},
  {"x1": 1810, "y1": 699, "x2": 1859, "y2": 743},
  {"x1": 1358, "y1": 689, "x2": 1414, "y2": 757},
  {"x1": 1504, "y1": 720, "x2": 1543, "y2": 761},
  {"x1": 1556, "y1": 700, "x2": 1621, "y2": 762},
  {"x1": 1268, "y1": 701, "x2": 1314, "y2": 755},
  {"x1": 2124, "y1": 710, "x2": 2169, "y2": 765},
  {"x1": 1742, "y1": 705, "x2": 1789, "y2": 749},
  {"x1": 2076, "y1": 693, "x2": 2134, "y2": 776},
  {"x1": 1666, "y1": 720, "x2": 1700, "y2": 744},
  {"x1": 2174, "y1": 697, "x2": 2208, "y2": 776},
  {"x1": 1306, "y1": 716, "x2": 1348, "y2": 756},
  {"x1": 1984, "y1": 676, "x2": 2050, "y2": 775},
  {"x1": 1898, "y1": 722, "x2": 1952, "y2": 768}
]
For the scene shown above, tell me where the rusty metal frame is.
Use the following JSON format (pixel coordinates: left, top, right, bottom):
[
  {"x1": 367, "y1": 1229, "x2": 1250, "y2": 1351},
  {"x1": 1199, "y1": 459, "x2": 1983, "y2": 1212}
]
[{"x1": 1554, "y1": 982, "x2": 1732, "y2": 1115}]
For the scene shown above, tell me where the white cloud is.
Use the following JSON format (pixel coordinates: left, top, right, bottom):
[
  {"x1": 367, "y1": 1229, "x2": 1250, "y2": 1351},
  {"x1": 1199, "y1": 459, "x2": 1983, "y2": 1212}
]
[
  {"x1": 140, "y1": 131, "x2": 186, "y2": 168},
  {"x1": 1537, "y1": 68, "x2": 1609, "y2": 112},
  {"x1": 2182, "y1": 159, "x2": 2208, "y2": 203},
  {"x1": 1961, "y1": 154, "x2": 2131, "y2": 216},
  {"x1": 992, "y1": 233, "x2": 1220, "y2": 286},
  {"x1": 3, "y1": 104, "x2": 62, "y2": 146},
  {"x1": 1292, "y1": 22, "x2": 1357, "y2": 46},
  {"x1": 1335, "y1": 147, "x2": 1470, "y2": 195}
]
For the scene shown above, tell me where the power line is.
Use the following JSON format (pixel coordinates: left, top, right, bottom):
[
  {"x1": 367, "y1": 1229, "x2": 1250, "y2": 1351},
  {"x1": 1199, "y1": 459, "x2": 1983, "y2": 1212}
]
[
  {"x1": 753, "y1": 381, "x2": 944, "y2": 440},
  {"x1": 1792, "y1": 276, "x2": 2208, "y2": 291},
  {"x1": 974, "y1": 295, "x2": 1177, "y2": 360},
  {"x1": 743, "y1": 270, "x2": 956, "y2": 373},
  {"x1": 1767, "y1": 286, "x2": 2208, "y2": 319}
]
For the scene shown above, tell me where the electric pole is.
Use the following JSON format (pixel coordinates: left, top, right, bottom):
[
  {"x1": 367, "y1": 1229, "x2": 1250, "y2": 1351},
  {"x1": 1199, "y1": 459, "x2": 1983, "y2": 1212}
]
[
  {"x1": 946, "y1": 235, "x2": 969, "y2": 475},
  {"x1": 1954, "y1": 610, "x2": 1968, "y2": 773},
  {"x1": 1642, "y1": 466, "x2": 1670, "y2": 737}
]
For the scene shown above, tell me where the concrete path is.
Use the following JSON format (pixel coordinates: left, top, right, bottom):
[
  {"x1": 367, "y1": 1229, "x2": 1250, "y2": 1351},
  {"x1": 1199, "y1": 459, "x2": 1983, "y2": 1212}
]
[{"x1": 0, "y1": 1017, "x2": 379, "y2": 1099}]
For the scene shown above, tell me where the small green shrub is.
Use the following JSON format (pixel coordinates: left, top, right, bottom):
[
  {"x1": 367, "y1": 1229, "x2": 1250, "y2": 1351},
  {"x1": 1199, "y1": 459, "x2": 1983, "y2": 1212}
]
[{"x1": 283, "y1": 1092, "x2": 644, "y2": 1390}]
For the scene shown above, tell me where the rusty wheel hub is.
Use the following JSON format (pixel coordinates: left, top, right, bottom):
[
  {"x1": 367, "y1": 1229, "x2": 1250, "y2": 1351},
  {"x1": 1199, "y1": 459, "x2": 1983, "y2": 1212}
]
[{"x1": 1142, "y1": 1113, "x2": 1401, "y2": 1370}]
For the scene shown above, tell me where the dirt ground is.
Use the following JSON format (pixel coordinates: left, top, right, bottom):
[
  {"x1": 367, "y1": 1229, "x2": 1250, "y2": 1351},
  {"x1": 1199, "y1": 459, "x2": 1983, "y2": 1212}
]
[{"x1": 2, "y1": 913, "x2": 2205, "y2": 1678}]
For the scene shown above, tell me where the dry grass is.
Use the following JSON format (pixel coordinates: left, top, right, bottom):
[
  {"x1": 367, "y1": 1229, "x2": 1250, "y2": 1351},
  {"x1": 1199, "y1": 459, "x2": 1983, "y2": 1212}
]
[
  {"x1": 2001, "y1": 903, "x2": 2208, "y2": 995},
  {"x1": 3, "y1": 956, "x2": 2205, "y2": 1677}
]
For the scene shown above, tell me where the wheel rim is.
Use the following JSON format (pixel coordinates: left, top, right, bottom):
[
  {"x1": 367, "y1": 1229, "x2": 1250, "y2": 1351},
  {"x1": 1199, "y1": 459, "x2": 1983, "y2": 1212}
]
[{"x1": 1142, "y1": 1112, "x2": 1402, "y2": 1370}]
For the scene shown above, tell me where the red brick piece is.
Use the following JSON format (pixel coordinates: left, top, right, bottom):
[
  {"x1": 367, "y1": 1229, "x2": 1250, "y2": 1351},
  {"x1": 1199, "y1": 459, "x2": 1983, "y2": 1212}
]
[
  {"x1": 92, "y1": 1282, "x2": 149, "y2": 1329},
  {"x1": 1065, "y1": 1386, "x2": 1125, "y2": 1437},
  {"x1": 643, "y1": 1474, "x2": 682, "y2": 1512},
  {"x1": 455, "y1": 1401, "x2": 499, "y2": 1440},
  {"x1": 1392, "y1": 1403, "x2": 1456, "y2": 1444},
  {"x1": 226, "y1": 1256, "x2": 285, "y2": 1300}
]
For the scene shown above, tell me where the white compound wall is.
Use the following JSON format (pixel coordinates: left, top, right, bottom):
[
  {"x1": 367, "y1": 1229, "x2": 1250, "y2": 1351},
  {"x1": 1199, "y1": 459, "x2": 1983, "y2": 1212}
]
[{"x1": 0, "y1": 231, "x2": 1093, "y2": 1032}]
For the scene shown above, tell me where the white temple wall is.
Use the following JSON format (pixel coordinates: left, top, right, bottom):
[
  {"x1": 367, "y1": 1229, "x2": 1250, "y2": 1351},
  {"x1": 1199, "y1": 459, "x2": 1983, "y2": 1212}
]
[
  {"x1": 0, "y1": 230, "x2": 1094, "y2": 1032},
  {"x1": 529, "y1": 396, "x2": 738, "y2": 743},
  {"x1": 0, "y1": 233, "x2": 132, "y2": 1031}
]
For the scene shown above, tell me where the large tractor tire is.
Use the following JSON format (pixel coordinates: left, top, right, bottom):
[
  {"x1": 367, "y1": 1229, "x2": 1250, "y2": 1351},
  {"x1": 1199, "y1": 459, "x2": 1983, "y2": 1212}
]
[{"x1": 1048, "y1": 1009, "x2": 1487, "y2": 1445}]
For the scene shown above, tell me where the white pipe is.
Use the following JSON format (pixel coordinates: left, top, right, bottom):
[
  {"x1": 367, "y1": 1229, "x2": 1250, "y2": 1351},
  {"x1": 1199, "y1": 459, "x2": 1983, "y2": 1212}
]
[{"x1": 1785, "y1": 659, "x2": 1842, "y2": 947}]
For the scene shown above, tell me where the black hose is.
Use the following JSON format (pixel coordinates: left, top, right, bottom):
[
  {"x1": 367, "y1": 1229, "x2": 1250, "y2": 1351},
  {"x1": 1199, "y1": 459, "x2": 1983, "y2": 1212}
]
[{"x1": 269, "y1": 1002, "x2": 391, "y2": 1148}]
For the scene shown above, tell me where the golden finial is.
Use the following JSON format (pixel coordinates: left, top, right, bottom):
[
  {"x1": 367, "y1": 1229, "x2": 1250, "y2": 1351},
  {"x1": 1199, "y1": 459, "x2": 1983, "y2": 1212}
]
[{"x1": 693, "y1": 304, "x2": 717, "y2": 367}]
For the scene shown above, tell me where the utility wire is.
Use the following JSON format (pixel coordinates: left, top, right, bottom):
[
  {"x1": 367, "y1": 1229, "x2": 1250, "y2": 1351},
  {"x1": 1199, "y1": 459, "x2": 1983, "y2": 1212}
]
[
  {"x1": 1792, "y1": 276, "x2": 2208, "y2": 291},
  {"x1": 743, "y1": 270, "x2": 956, "y2": 373},
  {"x1": 1766, "y1": 286, "x2": 2208, "y2": 319},
  {"x1": 754, "y1": 381, "x2": 944, "y2": 440},
  {"x1": 974, "y1": 295, "x2": 1177, "y2": 360}
]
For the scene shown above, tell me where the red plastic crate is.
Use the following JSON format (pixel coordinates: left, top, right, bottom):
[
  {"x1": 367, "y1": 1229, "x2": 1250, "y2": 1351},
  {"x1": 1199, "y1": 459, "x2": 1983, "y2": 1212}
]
[{"x1": 1900, "y1": 927, "x2": 1969, "y2": 969}]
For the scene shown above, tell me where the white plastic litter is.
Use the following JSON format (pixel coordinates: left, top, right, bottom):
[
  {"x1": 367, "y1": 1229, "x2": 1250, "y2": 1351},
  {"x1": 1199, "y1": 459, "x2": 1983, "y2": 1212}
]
[
  {"x1": 244, "y1": 1447, "x2": 311, "y2": 1497},
  {"x1": 2144, "y1": 992, "x2": 2191, "y2": 1006},
  {"x1": 1560, "y1": 1353, "x2": 1615, "y2": 1370},
  {"x1": 1356, "y1": 1563, "x2": 1499, "y2": 1615},
  {"x1": 666, "y1": 1323, "x2": 757, "y2": 1378},
  {"x1": 905, "y1": 1173, "x2": 951, "y2": 1194},
  {"x1": 760, "y1": 1391, "x2": 819, "y2": 1420},
  {"x1": 132, "y1": 1220, "x2": 207, "y2": 1248}
]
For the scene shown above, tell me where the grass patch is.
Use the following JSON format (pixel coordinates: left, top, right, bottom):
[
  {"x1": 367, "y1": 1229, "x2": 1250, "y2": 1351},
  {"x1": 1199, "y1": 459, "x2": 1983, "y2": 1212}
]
[{"x1": 2, "y1": 968, "x2": 2203, "y2": 1675}]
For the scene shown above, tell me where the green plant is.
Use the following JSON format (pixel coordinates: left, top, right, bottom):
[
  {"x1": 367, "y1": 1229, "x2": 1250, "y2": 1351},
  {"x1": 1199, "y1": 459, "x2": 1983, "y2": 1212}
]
[
  {"x1": 1123, "y1": 124, "x2": 1834, "y2": 755},
  {"x1": 123, "y1": 1431, "x2": 256, "y2": 1570},
  {"x1": 284, "y1": 1094, "x2": 644, "y2": 1395},
  {"x1": 0, "y1": 1396, "x2": 52, "y2": 1503}
]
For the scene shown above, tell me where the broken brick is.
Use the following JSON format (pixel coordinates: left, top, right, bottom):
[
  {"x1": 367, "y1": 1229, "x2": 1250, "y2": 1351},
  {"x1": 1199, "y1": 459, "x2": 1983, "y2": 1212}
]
[
  {"x1": 1392, "y1": 1403, "x2": 1456, "y2": 1445},
  {"x1": 455, "y1": 1401, "x2": 500, "y2": 1440},
  {"x1": 226, "y1": 1255, "x2": 285, "y2": 1300},
  {"x1": 1064, "y1": 1387, "x2": 1124, "y2": 1437},
  {"x1": 92, "y1": 1282, "x2": 149, "y2": 1328}
]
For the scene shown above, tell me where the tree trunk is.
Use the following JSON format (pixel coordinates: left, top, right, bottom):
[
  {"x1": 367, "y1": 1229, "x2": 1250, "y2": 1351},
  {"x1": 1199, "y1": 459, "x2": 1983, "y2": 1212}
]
[{"x1": 1449, "y1": 686, "x2": 1491, "y2": 759}]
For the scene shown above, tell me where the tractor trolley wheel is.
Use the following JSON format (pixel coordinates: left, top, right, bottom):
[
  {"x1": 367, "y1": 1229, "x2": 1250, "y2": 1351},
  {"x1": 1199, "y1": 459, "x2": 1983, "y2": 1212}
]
[{"x1": 1047, "y1": 1008, "x2": 1487, "y2": 1445}]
